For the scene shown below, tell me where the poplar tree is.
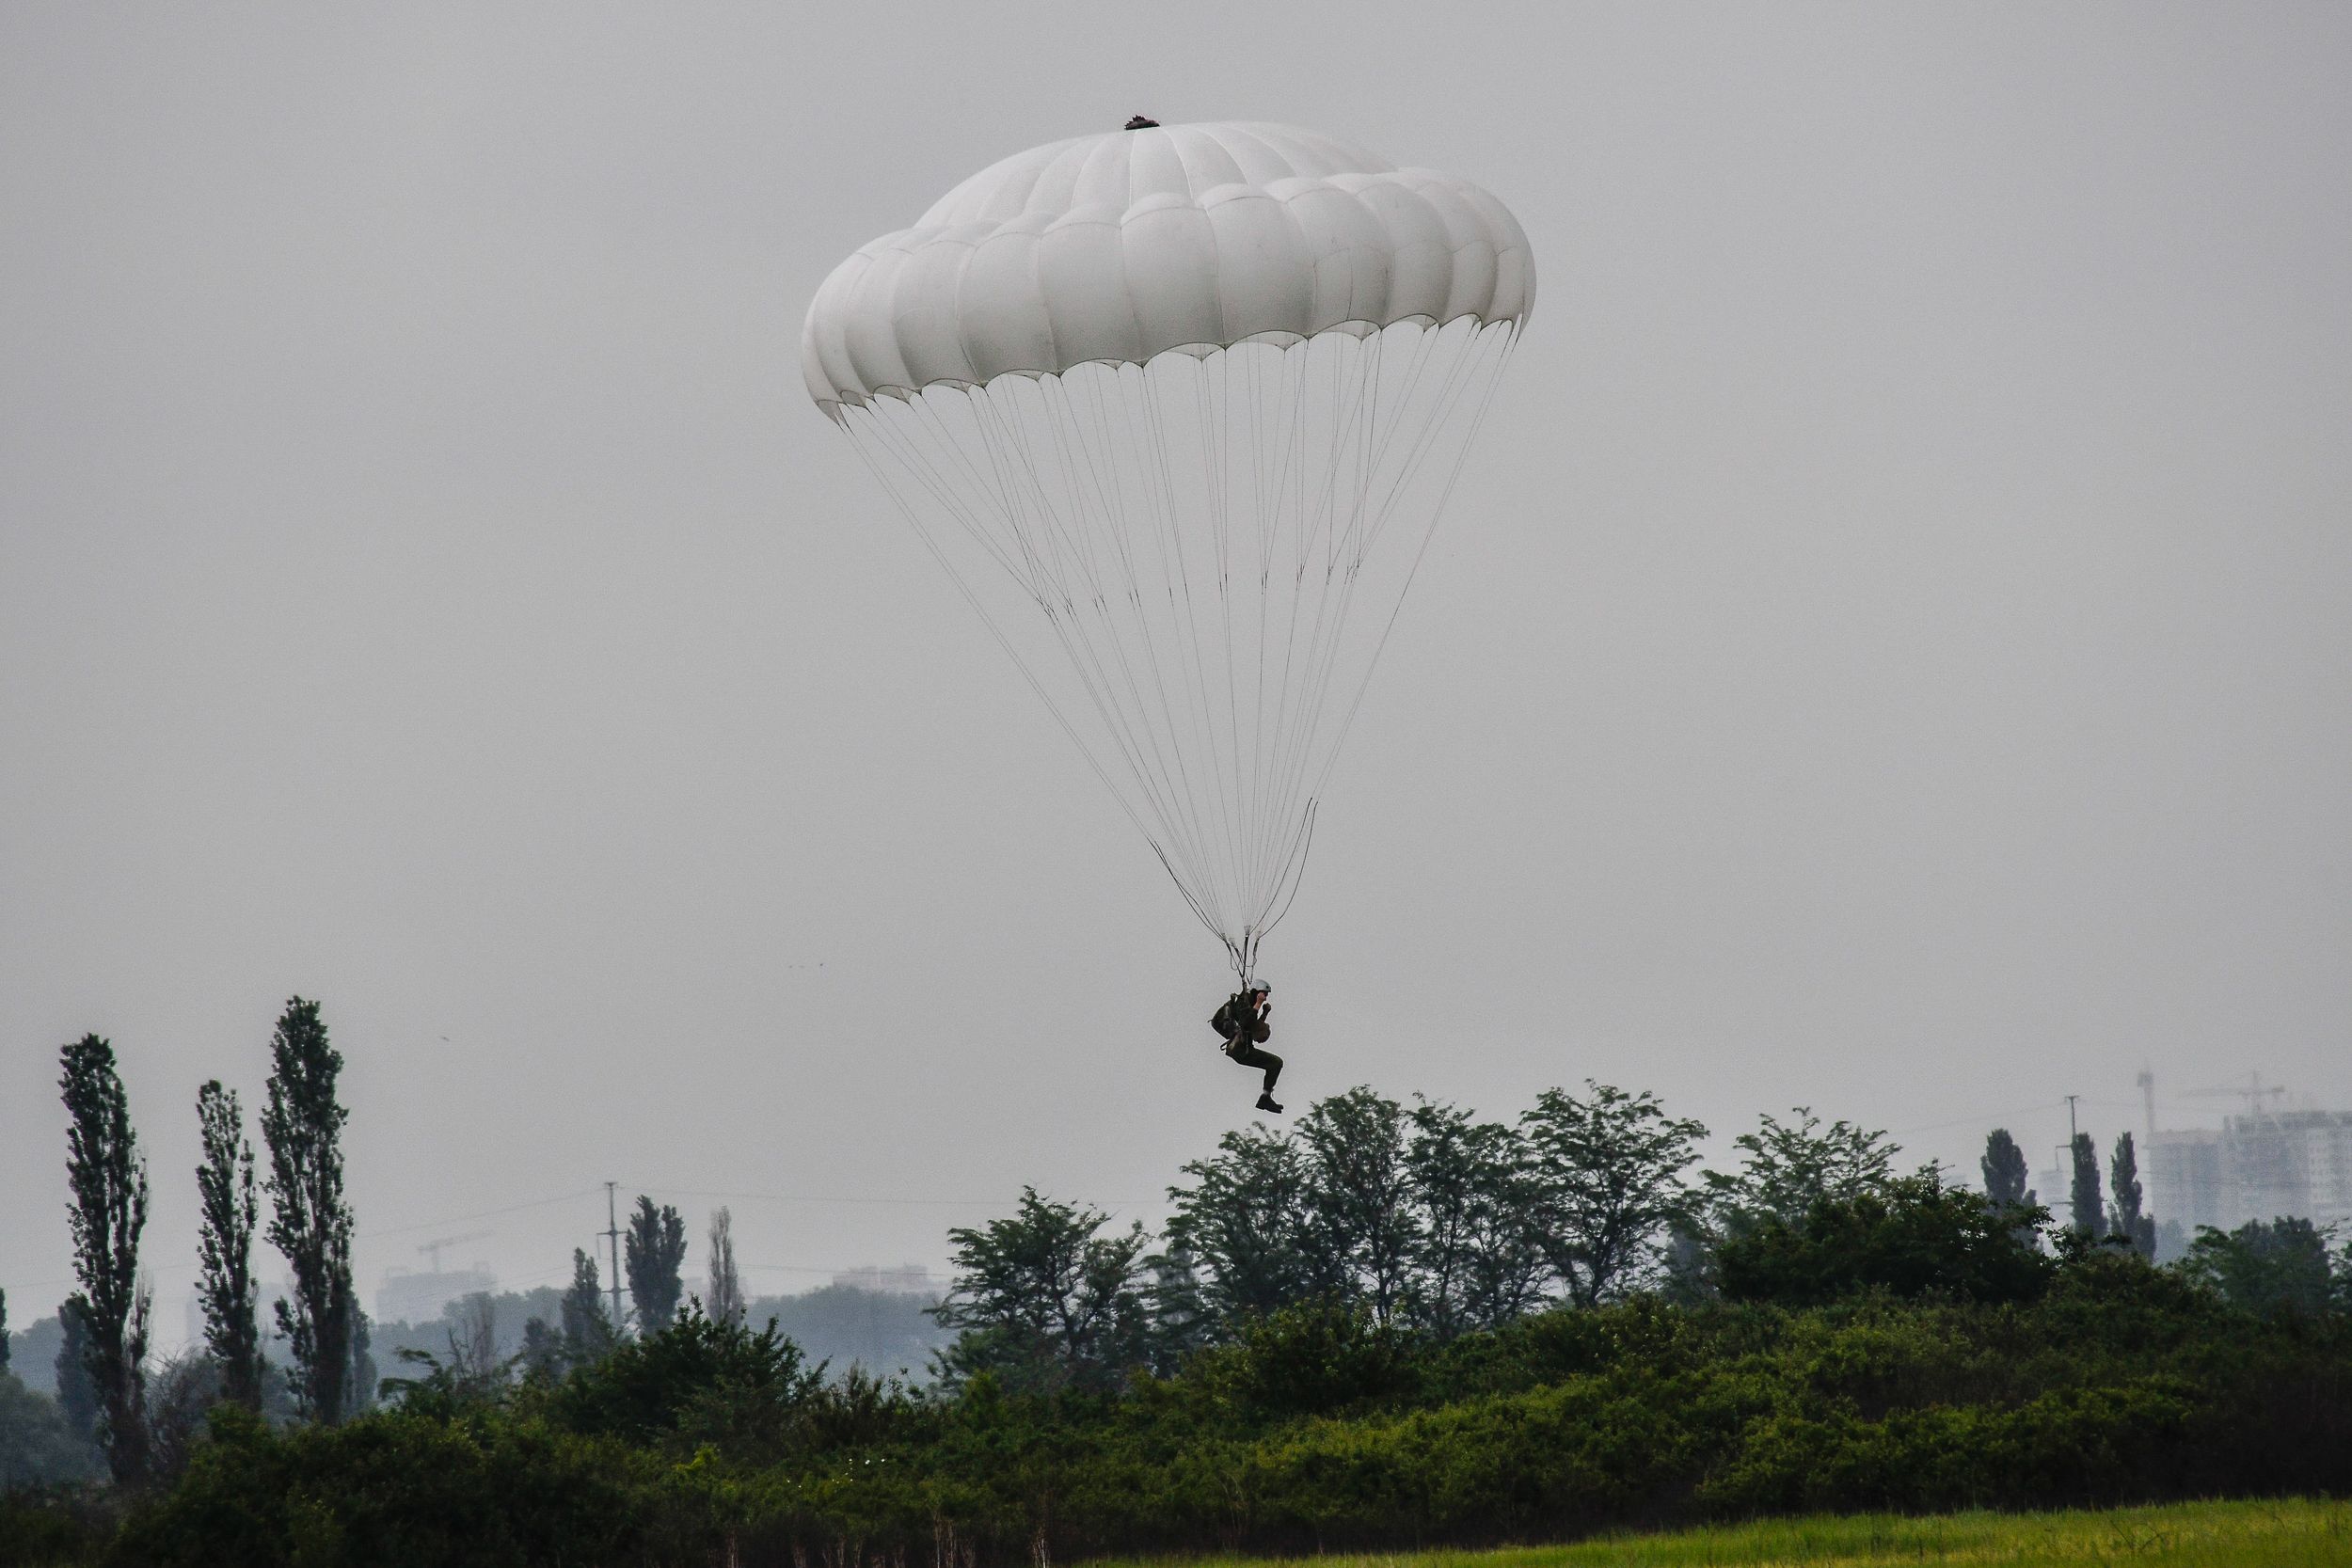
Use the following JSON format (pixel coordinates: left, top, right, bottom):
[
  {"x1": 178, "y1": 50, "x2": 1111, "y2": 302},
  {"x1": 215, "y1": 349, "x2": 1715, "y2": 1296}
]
[
  {"x1": 262, "y1": 997, "x2": 356, "y2": 1423},
  {"x1": 54, "y1": 1300, "x2": 100, "y2": 1453},
  {"x1": 560, "y1": 1250, "x2": 615, "y2": 1364},
  {"x1": 1980, "y1": 1129, "x2": 2032, "y2": 1209},
  {"x1": 707, "y1": 1208, "x2": 744, "y2": 1325},
  {"x1": 195, "y1": 1081, "x2": 264, "y2": 1408},
  {"x1": 2068, "y1": 1131, "x2": 2105, "y2": 1236},
  {"x1": 624, "y1": 1196, "x2": 689, "y2": 1332},
  {"x1": 2109, "y1": 1132, "x2": 2156, "y2": 1258},
  {"x1": 58, "y1": 1034, "x2": 151, "y2": 1483}
]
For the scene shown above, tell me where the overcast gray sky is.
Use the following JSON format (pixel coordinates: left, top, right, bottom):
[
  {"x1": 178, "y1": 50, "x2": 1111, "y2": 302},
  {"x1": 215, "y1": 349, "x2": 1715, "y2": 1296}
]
[{"x1": 5, "y1": 3, "x2": 2347, "y2": 1341}]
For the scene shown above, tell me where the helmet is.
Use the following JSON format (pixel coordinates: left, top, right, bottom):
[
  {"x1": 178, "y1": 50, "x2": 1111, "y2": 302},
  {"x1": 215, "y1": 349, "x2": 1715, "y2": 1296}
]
[{"x1": 1247, "y1": 980, "x2": 1272, "y2": 997}]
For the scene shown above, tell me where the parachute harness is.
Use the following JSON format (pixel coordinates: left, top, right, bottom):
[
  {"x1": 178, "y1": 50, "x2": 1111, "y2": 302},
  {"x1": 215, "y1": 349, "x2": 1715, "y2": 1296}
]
[{"x1": 838, "y1": 319, "x2": 1518, "y2": 974}]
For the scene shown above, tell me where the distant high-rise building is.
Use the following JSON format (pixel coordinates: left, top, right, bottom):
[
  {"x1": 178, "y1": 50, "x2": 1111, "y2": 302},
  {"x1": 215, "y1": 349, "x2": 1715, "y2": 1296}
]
[
  {"x1": 2148, "y1": 1109, "x2": 2352, "y2": 1235},
  {"x1": 831, "y1": 1263, "x2": 939, "y2": 1297},
  {"x1": 376, "y1": 1267, "x2": 497, "y2": 1327}
]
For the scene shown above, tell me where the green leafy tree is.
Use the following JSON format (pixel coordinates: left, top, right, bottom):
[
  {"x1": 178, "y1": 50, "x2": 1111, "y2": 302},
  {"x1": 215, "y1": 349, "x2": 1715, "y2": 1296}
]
[
  {"x1": 1520, "y1": 1082, "x2": 1708, "y2": 1307},
  {"x1": 0, "y1": 1365, "x2": 100, "y2": 1487},
  {"x1": 548, "y1": 1305, "x2": 819, "y2": 1454},
  {"x1": 262, "y1": 996, "x2": 357, "y2": 1424},
  {"x1": 1403, "y1": 1100, "x2": 1541, "y2": 1337},
  {"x1": 58, "y1": 1033, "x2": 151, "y2": 1483},
  {"x1": 2108, "y1": 1132, "x2": 2156, "y2": 1259},
  {"x1": 195, "y1": 1080, "x2": 264, "y2": 1409},
  {"x1": 2068, "y1": 1131, "x2": 2105, "y2": 1236},
  {"x1": 933, "y1": 1187, "x2": 1151, "y2": 1391},
  {"x1": 2183, "y1": 1217, "x2": 2334, "y2": 1316},
  {"x1": 1165, "y1": 1124, "x2": 1315, "y2": 1324},
  {"x1": 1142, "y1": 1240, "x2": 1214, "y2": 1372},
  {"x1": 1297, "y1": 1087, "x2": 1419, "y2": 1323},
  {"x1": 1705, "y1": 1107, "x2": 1898, "y2": 1236},
  {"x1": 561, "y1": 1249, "x2": 617, "y2": 1366},
  {"x1": 624, "y1": 1196, "x2": 689, "y2": 1332},
  {"x1": 518, "y1": 1316, "x2": 566, "y2": 1383},
  {"x1": 1716, "y1": 1169, "x2": 2056, "y2": 1305}
]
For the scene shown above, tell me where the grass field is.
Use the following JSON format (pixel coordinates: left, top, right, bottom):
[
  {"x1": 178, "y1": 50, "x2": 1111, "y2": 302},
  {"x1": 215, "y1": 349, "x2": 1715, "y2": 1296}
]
[{"x1": 1111, "y1": 1498, "x2": 2352, "y2": 1568}]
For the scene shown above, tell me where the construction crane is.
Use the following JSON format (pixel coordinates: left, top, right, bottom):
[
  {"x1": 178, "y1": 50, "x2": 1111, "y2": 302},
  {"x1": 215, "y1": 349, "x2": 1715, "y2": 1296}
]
[
  {"x1": 417, "y1": 1230, "x2": 491, "y2": 1273},
  {"x1": 2182, "y1": 1072, "x2": 2288, "y2": 1117}
]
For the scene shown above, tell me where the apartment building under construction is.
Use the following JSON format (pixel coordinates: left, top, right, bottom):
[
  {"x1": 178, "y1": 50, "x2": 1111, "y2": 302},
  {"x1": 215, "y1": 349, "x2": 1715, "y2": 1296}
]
[{"x1": 2146, "y1": 1109, "x2": 2352, "y2": 1236}]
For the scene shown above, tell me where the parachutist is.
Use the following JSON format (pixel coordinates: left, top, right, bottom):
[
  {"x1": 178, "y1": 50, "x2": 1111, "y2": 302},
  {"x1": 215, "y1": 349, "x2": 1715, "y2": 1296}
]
[{"x1": 1212, "y1": 983, "x2": 1283, "y2": 1114}]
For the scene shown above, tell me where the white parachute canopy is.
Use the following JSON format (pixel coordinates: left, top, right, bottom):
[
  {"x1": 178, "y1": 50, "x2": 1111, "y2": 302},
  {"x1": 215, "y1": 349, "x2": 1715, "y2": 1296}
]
[{"x1": 803, "y1": 120, "x2": 1534, "y2": 983}]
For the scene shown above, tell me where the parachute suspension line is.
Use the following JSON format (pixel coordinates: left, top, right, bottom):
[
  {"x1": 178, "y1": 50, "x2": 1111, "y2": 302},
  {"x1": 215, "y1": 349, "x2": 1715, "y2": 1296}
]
[
  {"x1": 863, "y1": 388, "x2": 1221, "y2": 918},
  {"x1": 1307, "y1": 322, "x2": 1521, "y2": 810},
  {"x1": 1246, "y1": 336, "x2": 1335, "y2": 919},
  {"x1": 1140, "y1": 367, "x2": 1247, "y2": 914},
  {"x1": 1247, "y1": 327, "x2": 1386, "y2": 928},
  {"x1": 834, "y1": 319, "x2": 1519, "y2": 968},
  {"x1": 837, "y1": 412, "x2": 1178, "y2": 884}
]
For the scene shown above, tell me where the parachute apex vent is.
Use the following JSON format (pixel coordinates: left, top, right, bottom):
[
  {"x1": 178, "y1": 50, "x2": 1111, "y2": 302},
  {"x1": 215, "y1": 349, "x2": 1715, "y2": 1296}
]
[{"x1": 1124, "y1": 115, "x2": 1160, "y2": 130}]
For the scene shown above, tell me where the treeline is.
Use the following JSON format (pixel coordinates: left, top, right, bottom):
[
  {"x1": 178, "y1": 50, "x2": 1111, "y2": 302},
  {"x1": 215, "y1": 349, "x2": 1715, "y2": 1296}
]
[
  {"x1": 2, "y1": 1003, "x2": 365, "y2": 1496},
  {"x1": 6, "y1": 1079, "x2": 2351, "y2": 1566}
]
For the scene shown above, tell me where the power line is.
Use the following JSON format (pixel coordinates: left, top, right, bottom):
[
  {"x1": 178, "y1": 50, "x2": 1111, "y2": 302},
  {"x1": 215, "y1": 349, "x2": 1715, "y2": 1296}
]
[{"x1": 358, "y1": 1186, "x2": 603, "y2": 1241}]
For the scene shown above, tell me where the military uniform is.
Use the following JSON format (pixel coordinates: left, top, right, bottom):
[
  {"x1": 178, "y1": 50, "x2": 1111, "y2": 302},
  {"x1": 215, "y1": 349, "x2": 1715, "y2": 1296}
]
[{"x1": 1211, "y1": 991, "x2": 1282, "y2": 1099}]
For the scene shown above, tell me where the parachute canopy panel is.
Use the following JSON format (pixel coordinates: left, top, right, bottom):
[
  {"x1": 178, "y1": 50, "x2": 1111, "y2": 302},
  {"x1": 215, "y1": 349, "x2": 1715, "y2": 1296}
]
[{"x1": 802, "y1": 121, "x2": 1535, "y2": 417}]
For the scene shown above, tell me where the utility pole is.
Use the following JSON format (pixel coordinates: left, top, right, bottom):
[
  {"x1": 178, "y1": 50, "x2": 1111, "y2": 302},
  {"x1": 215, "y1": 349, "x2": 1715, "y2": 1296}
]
[
  {"x1": 603, "y1": 1181, "x2": 626, "y2": 1333},
  {"x1": 2058, "y1": 1093, "x2": 2082, "y2": 1183}
]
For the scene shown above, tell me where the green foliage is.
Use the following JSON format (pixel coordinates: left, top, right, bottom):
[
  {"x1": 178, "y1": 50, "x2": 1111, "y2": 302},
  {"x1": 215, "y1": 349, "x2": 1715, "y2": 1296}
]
[
  {"x1": 2108, "y1": 1132, "x2": 2156, "y2": 1259},
  {"x1": 1715, "y1": 1172, "x2": 2056, "y2": 1307},
  {"x1": 546, "y1": 1306, "x2": 824, "y2": 1456},
  {"x1": 559, "y1": 1249, "x2": 616, "y2": 1367},
  {"x1": 1167, "y1": 1123, "x2": 1316, "y2": 1323},
  {"x1": 934, "y1": 1189, "x2": 1152, "y2": 1393},
  {"x1": 625, "y1": 1196, "x2": 689, "y2": 1332},
  {"x1": 109, "y1": 1402, "x2": 644, "y2": 1568},
  {"x1": 51, "y1": 1304, "x2": 99, "y2": 1458},
  {"x1": 0, "y1": 1371, "x2": 101, "y2": 1489},
  {"x1": 57, "y1": 1036, "x2": 151, "y2": 1487},
  {"x1": 1980, "y1": 1128, "x2": 2031, "y2": 1210},
  {"x1": 1705, "y1": 1109, "x2": 1899, "y2": 1237},
  {"x1": 1520, "y1": 1083, "x2": 1708, "y2": 1307},
  {"x1": 1297, "y1": 1088, "x2": 1420, "y2": 1324},
  {"x1": 193, "y1": 1082, "x2": 262, "y2": 1411},
  {"x1": 2181, "y1": 1217, "x2": 2338, "y2": 1316},
  {"x1": 0, "y1": 1487, "x2": 113, "y2": 1568},
  {"x1": 23, "y1": 1253, "x2": 2352, "y2": 1565},
  {"x1": 1404, "y1": 1101, "x2": 1544, "y2": 1338},
  {"x1": 2067, "y1": 1132, "x2": 2104, "y2": 1237},
  {"x1": 707, "y1": 1207, "x2": 745, "y2": 1326},
  {"x1": 1194, "y1": 1301, "x2": 1421, "y2": 1423},
  {"x1": 261, "y1": 996, "x2": 356, "y2": 1425}
]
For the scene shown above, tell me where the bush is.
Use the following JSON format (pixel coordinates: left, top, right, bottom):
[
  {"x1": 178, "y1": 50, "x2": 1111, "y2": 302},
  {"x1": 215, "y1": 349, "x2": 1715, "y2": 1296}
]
[
  {"x1": 1716, "y1": 1173, "x2": 2055, "y2": 1306},
  {"x1": 107, "y1": 1405, "x2": 649, "y2": 1568}
]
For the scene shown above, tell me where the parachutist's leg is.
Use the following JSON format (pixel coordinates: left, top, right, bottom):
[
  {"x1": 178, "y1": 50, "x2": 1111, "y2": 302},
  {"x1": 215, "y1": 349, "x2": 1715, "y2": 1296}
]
[{"x1": 1229, "y1": 1043, "x2": 1283, "y2": 1110}]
